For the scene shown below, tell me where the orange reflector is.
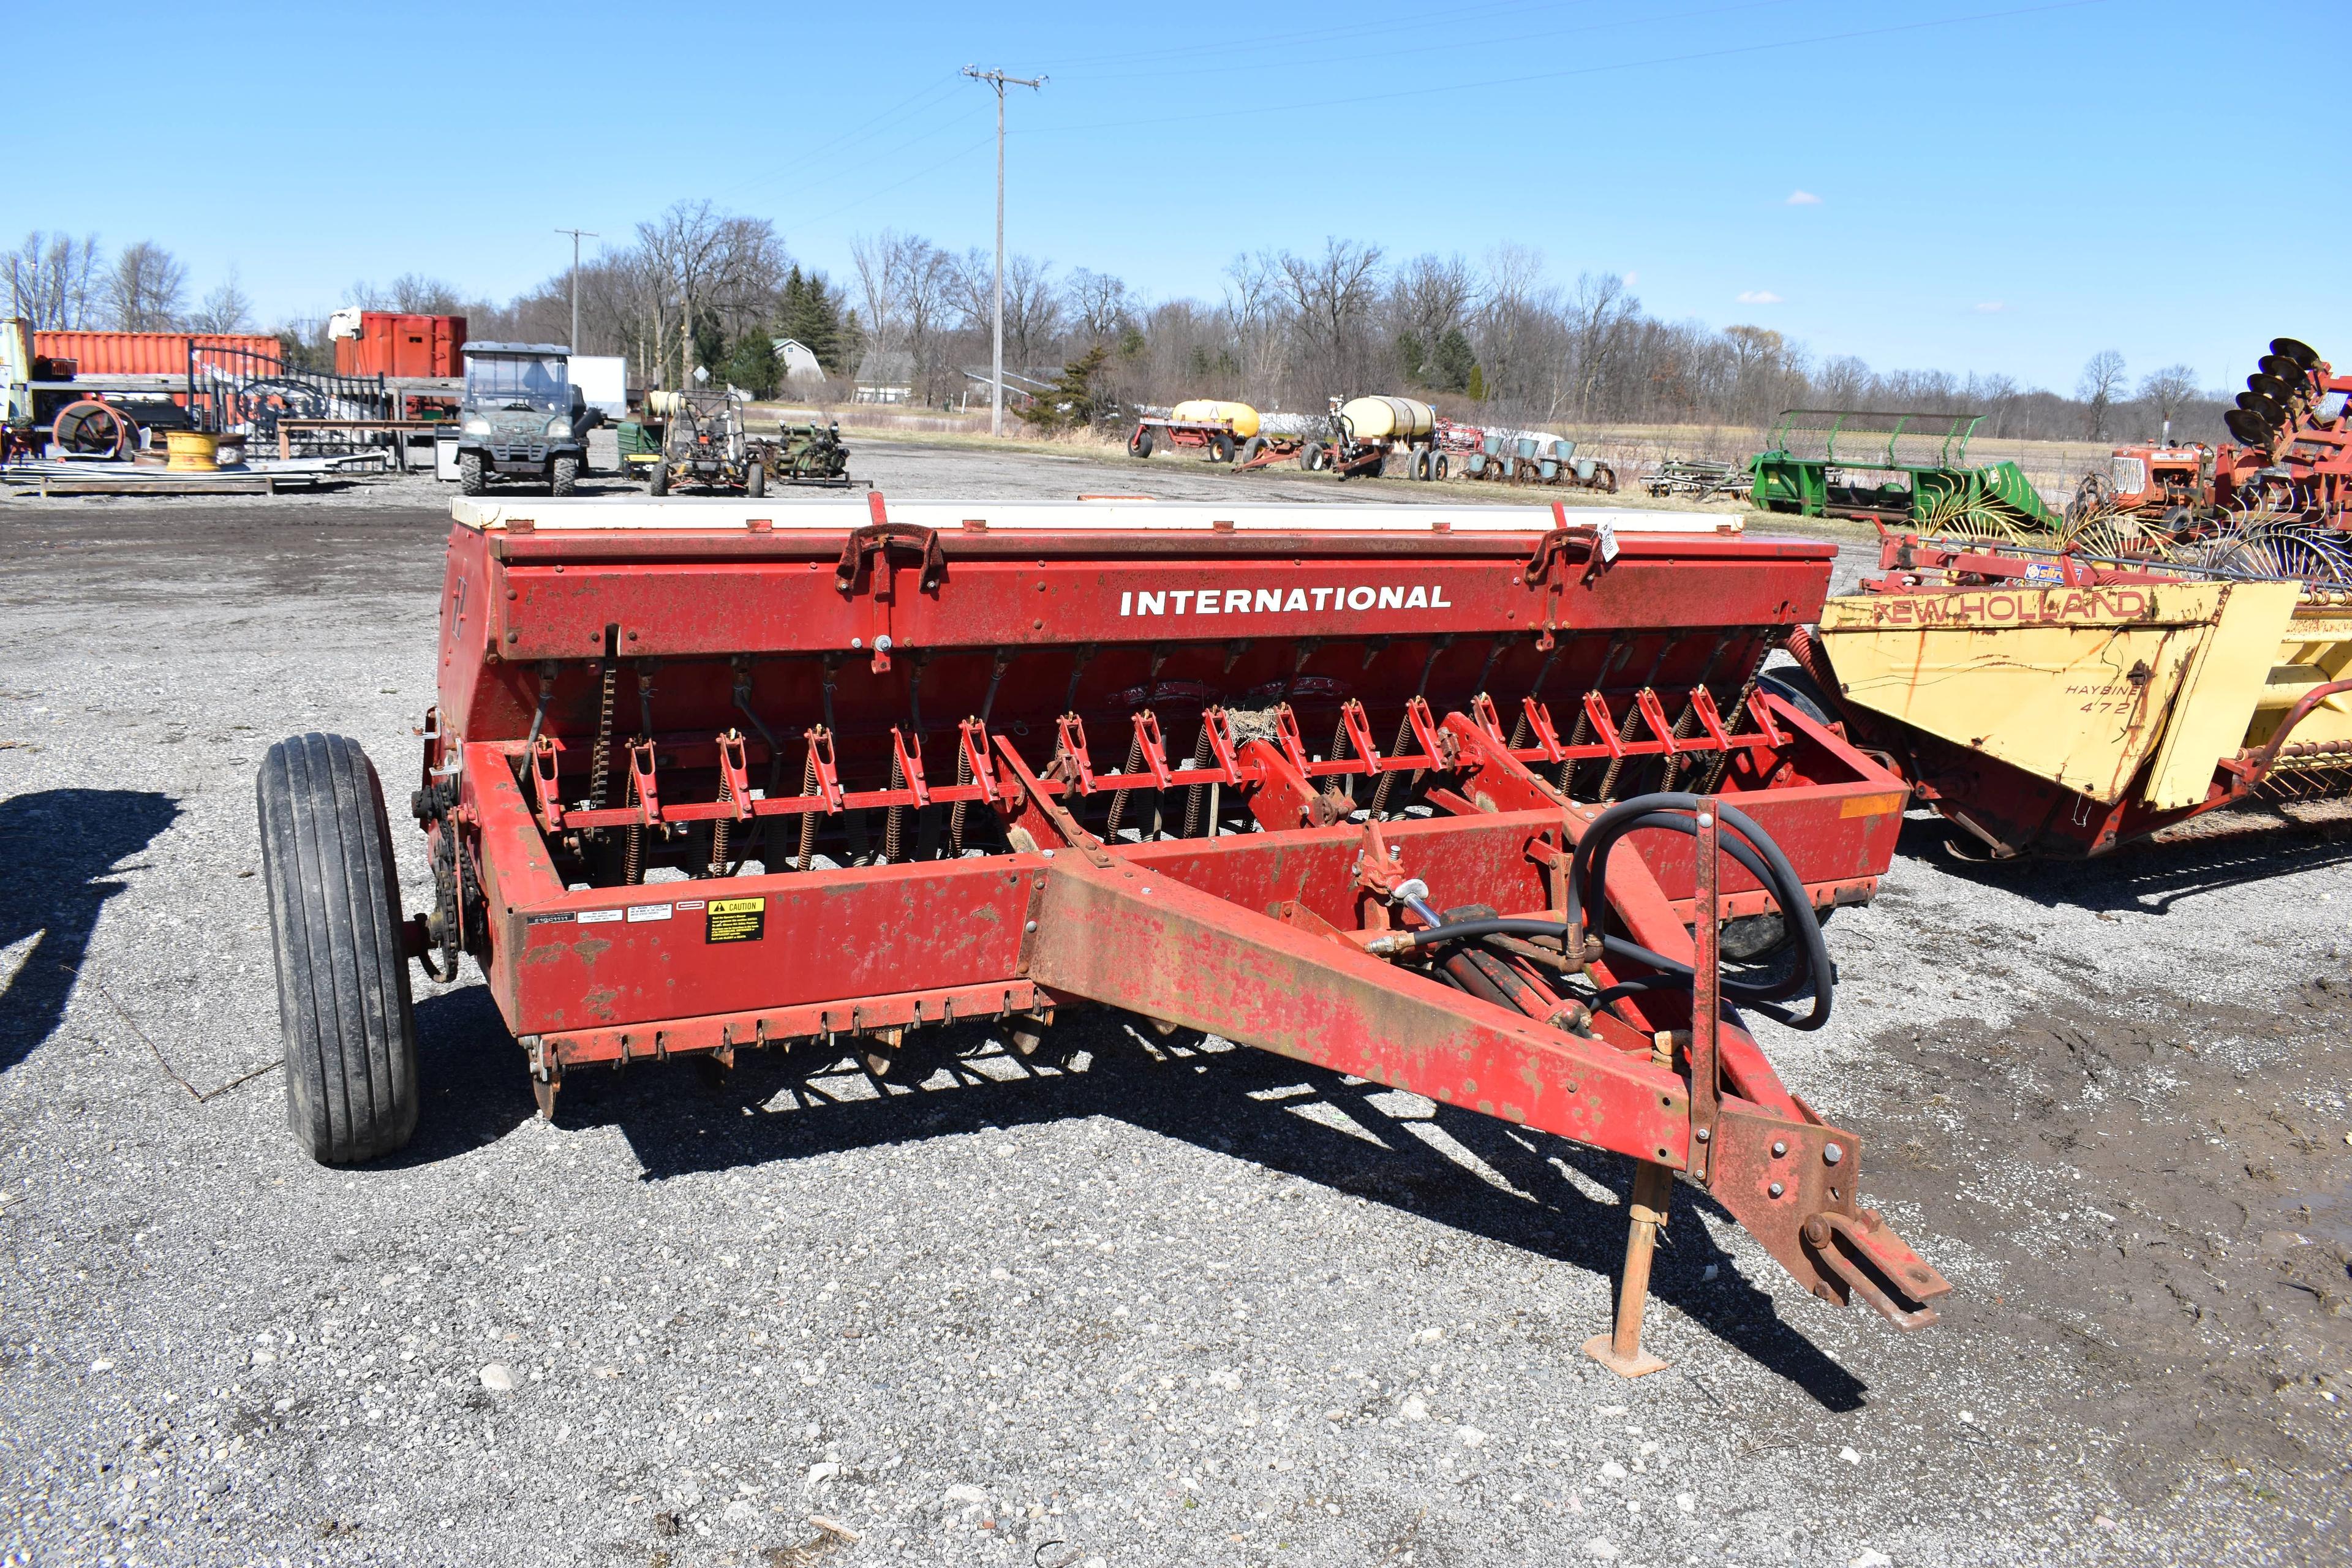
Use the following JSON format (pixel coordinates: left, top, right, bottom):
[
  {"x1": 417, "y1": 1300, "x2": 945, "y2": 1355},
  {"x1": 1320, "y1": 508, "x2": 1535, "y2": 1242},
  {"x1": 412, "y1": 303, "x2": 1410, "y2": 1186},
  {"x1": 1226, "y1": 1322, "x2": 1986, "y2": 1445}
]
[{"x1": 1839, "y1": 790, "x2": 1908, "y2": 818}]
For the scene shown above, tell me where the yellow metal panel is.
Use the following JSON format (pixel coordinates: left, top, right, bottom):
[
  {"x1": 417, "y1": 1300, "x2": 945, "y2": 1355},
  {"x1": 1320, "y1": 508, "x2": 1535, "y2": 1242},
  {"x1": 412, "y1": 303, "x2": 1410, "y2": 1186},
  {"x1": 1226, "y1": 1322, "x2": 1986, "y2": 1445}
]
[
  {"x1": 1816, "y1": 583, "x2": 2230, "y2": 805},
  {"x1": 2143, "y1": 581, "x2": 2302, "y2": 810}
]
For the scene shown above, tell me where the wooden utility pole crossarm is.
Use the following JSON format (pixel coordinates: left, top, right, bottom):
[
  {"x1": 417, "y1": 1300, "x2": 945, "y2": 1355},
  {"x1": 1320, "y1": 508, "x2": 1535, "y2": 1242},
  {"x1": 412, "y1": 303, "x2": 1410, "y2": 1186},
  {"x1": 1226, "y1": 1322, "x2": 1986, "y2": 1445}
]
[{"x1": 962, "y1": 66, "x2": 1046, "y2": 439}]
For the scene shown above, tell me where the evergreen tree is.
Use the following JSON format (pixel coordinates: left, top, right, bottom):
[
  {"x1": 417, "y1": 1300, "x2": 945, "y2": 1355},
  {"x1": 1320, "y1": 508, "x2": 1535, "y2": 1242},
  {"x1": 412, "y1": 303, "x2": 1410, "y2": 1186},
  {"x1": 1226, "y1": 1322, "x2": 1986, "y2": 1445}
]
[
  {"x1": 1395, "y1": 331, "x2": 1428, "y2": 386},
  {"x1": 776, "y1": 265, "x2": 848, "y2": 374},
  {"x1": 1433, "y1": 329, "x2": 1477, "y2": 394},
  {"x1": 1016, "y1": 344, "x2": 1113, "y2": 432},
  {"x1": 1465, "y1": 363, "x2": 1485, "y2": 401},
  {"x1": 725, "y1": 331, "x2": 780, "y2": 399}
]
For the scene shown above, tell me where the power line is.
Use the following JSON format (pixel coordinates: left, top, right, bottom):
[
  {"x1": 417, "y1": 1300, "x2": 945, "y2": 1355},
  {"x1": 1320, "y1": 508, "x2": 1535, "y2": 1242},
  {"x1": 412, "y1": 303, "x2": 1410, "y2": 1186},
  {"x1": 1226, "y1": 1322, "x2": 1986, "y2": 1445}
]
[{"x1": 1022, "y1": 0, "x2": 2113, "y2": 138}]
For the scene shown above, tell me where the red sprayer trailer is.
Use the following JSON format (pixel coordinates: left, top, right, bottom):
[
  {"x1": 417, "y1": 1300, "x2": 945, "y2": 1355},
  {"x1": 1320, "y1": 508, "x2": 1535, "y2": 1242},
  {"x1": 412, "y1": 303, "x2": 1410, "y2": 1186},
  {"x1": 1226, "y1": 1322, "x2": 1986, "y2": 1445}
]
[{"x1": 257, "y1": 496, "x2": 1948, "y2": 1376}]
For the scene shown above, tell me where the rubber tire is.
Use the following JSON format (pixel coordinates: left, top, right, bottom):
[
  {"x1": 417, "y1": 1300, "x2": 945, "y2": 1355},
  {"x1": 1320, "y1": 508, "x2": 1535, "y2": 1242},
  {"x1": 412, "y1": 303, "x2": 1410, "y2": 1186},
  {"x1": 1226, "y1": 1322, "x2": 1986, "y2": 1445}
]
[
  {"x1": 256, "y1": 734, "x2": 420, "y2": 1165},
  {"x1": 1238, "y1": 435, "x2": 1266, "y2": 466},
  {"x1": 550, "y1": 456, "x2": 579, "y2": 497},
  {"x1": 1299, "y1": 443, "x2": 1322, "y2": 472},
  {"x1": 1433, "y1": 453, "x2": 1449, "y2": 481},
  {"x1": 1359, "y1": 451, "x2": 1385, "y2": 480},
  {"x1": 1212, "y1": 432, "x2": 1235, "y2": 464},
  {"x1": 649, "y1": 462, "x2": 670, "y2": 496},
  {"x1": 1757, "y1": 666, "x2": 1837, "y2": 728},
  {"x1": 458, "y1": 453, "x2": 486, "y2": 496},
  {"x1": 1131, "y1": 428, "x2": 1155, "y2": 459},
  {"x1": 746, "y1": 462, "x2": 766, "y2": 498},
  {"x1": 1595, "y1": 462, "x2": 1617, "y2": 495}
]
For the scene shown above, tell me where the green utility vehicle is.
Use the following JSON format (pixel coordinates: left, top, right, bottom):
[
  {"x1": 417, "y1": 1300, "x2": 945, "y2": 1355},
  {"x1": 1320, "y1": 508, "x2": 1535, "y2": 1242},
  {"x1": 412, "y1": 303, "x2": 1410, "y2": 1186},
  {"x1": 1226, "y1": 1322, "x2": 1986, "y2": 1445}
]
[{"x1": 455, "y1": 342, "x2": 596, "y2": 496}]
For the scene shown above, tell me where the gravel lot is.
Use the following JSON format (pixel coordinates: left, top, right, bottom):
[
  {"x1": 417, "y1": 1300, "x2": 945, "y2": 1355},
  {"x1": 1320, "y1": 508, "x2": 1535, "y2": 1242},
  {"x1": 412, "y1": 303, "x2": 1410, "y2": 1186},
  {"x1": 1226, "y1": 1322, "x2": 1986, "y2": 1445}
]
[{"x1": 2, "y1": 440, "x2": 2346, "y2": 1567}]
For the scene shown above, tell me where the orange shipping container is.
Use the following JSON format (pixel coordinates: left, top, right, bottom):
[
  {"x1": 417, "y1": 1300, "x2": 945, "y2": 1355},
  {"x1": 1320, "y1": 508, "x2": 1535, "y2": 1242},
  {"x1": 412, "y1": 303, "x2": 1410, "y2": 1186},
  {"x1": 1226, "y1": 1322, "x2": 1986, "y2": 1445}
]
[
  {"x1": 333, "y1": 313, "x2": 467, "y2": 378},
  {"x1": 34, "y1": 330, "x2": 282, "y2": 376}
]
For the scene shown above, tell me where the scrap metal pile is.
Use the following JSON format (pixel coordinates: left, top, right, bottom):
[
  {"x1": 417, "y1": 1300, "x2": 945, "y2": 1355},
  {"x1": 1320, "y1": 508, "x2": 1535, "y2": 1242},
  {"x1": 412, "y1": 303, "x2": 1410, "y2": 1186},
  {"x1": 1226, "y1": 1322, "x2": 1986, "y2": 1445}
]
[{"x1": 256, "y1": 495, "x2": 1948, "y2": 1374}]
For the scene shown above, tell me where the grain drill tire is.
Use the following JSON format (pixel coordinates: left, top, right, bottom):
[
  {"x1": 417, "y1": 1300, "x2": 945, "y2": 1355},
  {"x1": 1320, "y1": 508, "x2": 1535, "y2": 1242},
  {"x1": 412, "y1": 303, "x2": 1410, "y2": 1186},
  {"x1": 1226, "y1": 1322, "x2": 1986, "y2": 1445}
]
[
  {"x1": 256, "y1": 734, "x2": 420, "y2": 1165},
  {"x1": 550, "y1": 456, "x2": 579, "y2": 496},
  {"x1": 1237, "y1": 436, "x2": 1266, "y2": 466},
  {"x1": 1756, "y1": 666, "x2": 1838, "y2": 729},
  {"x1": 1212, "y1": 432, "x2": 1235, "y2": 464},
  {"x1": 1299, "y1": 442, "x2": 1322, "y2": 472},
  {"x1": 649, "y1": 462, "x2": 670, "y2": 496},
  {"x1": 459, "y1": 453, "x2": 487, "y2": 496},
  {"x1": 1433, "y1": 453, "x2": 1449, "y2": 481},
  {"x1": 1595, "y1": 462, "x2": 1617, "y2": 494},
  {"x1": 746, "y1": 461, "x2": 766, "y2": 498}
]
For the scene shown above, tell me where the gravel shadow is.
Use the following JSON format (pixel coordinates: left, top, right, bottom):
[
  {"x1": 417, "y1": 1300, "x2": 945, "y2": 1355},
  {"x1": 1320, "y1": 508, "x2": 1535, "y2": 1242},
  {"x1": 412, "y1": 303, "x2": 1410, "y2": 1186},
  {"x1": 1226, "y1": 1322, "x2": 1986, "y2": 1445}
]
[
  {"x1": 0, "y1": 788, "x2": 181, "y2": 1074},
  {"x1": 1897, "y1": 812, "x2": 2352, "y2": 915},
  {"x1": 550, "y1": 1010, "x2": 1872, "y2": 1409}
]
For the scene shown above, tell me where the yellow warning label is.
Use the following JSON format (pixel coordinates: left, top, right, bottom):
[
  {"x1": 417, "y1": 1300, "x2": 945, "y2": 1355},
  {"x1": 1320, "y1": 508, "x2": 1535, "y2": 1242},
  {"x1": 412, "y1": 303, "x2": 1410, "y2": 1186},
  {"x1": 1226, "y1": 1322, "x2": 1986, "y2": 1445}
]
[{"x1": 706, "y1": 896, "x2": 767, "y2": 943}]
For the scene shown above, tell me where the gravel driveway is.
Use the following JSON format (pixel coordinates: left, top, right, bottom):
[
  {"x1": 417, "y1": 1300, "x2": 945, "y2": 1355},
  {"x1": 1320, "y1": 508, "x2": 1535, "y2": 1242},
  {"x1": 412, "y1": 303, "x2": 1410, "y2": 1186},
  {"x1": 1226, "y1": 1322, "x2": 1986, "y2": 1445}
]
[{"x1": 2, "y1": 443, "x2": 2345, "y2": 1567}]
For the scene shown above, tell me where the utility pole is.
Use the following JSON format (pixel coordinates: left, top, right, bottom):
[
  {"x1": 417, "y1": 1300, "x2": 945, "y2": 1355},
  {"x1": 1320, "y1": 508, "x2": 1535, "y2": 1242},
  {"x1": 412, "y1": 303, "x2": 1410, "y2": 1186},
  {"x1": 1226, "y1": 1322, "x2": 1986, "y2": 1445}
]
[
  {"x1": 556, "y1": 228, "x2": 598, "y2": 352},
  {"x1": 962, "y1": 66, "x2": 1045, "y2": 439}
]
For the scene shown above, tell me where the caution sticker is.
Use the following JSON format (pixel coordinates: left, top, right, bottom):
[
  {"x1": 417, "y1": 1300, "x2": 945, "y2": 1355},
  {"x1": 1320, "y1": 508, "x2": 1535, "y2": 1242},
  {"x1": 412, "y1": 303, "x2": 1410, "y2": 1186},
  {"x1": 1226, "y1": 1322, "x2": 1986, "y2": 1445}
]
[{"x1": 706, "y1": 896, "x2": 767, "y2": 944}]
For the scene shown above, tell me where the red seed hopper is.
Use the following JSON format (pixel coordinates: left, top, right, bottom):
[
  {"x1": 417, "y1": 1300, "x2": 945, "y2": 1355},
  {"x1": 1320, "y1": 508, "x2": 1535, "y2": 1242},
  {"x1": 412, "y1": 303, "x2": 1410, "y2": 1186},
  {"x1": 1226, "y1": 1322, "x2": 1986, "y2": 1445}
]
[{"x1": 255, "y1": 494, "x2": 1947, "y2": 1372}]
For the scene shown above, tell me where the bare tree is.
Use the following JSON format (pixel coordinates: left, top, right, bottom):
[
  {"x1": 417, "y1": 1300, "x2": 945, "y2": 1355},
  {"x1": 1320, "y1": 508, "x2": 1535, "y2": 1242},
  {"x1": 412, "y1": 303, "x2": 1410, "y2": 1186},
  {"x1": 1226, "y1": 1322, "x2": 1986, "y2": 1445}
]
[
  {"x1": 1221, "y1": 251, "x2": 1287, "y2": 399},
  {"x1": 1064, "y1": 268, "x2": 1133, "y2": 344},
  {"x1": 1003, "y1": 254, "x2": 1060, "y2": 369},
  {"x1": 1275, "y1": 238, "x2": 1384, "y2": 399},
  {"x1": 188, "y1": 269, "x2": 253, "y2": 334},
  {"x1": 850, "y1": 231, "x2": 955, "y2": 402},
  {"x1": 638, "y1": 200, "x2": 788, "y2": 386},
  {"x1": 2078, "y1": 350, "x2": 2127, "y2": 440},
  {"x1": 1384, "y1": 252, "x2": 1475, "y2": 390},
  {"x1": 7, "y1": 232, "x2": 104, "y2": 328},
  {"x1": 1565, "y1": 271, "x2": 1640, "y2": 420},
  {"x1": 105, "y1": 241, "x2": 186, "y2": 330},
  {"x1": 2136, "y1": 363, "x2": 2199, "y2": 442}
]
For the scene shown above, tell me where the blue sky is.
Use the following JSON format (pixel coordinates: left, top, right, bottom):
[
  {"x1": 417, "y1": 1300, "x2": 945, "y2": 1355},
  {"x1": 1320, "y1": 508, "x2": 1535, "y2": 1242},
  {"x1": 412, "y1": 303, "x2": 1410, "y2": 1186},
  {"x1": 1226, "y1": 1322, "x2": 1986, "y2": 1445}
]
[{"x1": 14, "y1": 0, "x2": 2345, "y2": 393}]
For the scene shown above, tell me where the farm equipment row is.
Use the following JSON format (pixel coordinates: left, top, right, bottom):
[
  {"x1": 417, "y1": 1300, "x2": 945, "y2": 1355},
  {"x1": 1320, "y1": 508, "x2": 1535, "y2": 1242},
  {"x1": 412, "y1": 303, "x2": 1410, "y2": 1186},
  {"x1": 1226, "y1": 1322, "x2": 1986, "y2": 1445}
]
[
  {"x1": 620, "y1": 390, "x2": 854, "y2": 495},
  {"x1": 256, "y1": 494, "x2": 1948, "y2": 1383},
  {"x1": 1129, "y1": 394, "x2": 1619, "y2": 490}
]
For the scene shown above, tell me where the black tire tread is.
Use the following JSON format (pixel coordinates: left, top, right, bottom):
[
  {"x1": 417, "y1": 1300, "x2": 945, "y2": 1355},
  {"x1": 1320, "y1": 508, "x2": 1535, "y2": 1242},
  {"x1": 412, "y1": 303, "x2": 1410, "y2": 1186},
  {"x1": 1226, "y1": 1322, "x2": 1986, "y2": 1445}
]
[{"x1": 256, "y1": 733, "x2": 419, "y2": 1164}]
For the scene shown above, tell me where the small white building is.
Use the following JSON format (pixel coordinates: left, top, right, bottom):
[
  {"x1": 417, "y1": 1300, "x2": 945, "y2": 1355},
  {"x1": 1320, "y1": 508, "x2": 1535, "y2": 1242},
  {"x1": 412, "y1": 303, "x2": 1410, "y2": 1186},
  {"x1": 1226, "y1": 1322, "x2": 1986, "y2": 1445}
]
[{"x1": 853, "y1": 349, "x2": 914, "y2": 405}]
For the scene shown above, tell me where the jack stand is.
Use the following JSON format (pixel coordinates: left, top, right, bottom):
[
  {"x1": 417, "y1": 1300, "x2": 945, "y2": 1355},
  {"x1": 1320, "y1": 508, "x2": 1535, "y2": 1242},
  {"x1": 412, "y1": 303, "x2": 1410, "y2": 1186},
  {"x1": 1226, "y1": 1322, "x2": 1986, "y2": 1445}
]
[{"x1": 1583, "y1": 1157, "x2": 1675, "y2": 1378}]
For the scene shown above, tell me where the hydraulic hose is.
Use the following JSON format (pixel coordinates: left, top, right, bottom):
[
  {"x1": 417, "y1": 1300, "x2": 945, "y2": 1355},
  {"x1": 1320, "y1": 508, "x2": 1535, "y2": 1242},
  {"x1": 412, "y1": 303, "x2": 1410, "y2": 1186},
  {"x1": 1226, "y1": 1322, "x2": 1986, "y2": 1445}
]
[
  {"x1": 1570, "y1": 793, "x2": 1833, "y2": 1030},
  {"x1": 1398, "y1": 793, "x2": 1834, "y2": 1031}
]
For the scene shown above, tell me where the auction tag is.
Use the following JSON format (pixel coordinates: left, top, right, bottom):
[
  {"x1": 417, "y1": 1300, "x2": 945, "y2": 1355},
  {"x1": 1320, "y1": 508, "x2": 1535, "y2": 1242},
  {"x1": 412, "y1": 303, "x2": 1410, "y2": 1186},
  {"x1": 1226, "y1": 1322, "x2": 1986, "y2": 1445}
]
[
  {"x1": 706, "y1": 896, "x2": 767, "y2": 944},
  {"x1": 1596, "y1": 518, "x2": 1620, "y2": 562}
]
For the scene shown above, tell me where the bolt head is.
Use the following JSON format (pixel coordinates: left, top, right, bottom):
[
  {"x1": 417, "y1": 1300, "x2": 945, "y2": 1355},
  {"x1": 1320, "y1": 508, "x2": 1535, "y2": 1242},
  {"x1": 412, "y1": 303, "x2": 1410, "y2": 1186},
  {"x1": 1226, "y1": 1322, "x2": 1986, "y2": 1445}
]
[
  {"x1": 1768, "y1": 1182, "x2": 1785, "y2": 1199},
  {"x1": 1024, "y1": 920, "x2": 1036, "y2": 932},
  {"x1": 875, "y1": 634, "x2": 894, "y2": 650},
  {"x1": 850, "y1": 636, "x2": 863, "y2": 649},
  {"x1": 1697, "y1": 812, "x2": 1713, "y2": 827},
  {"x1": 1693, "y1": 1127, "x2": 1709, "y2": 1143},
  {"x1": 1771, "y1": 1140, "x2": 1788, "y2": 1157},
  {"x1": 1823, "y1": 1142, "x2": 1844, "y2": 1166}
]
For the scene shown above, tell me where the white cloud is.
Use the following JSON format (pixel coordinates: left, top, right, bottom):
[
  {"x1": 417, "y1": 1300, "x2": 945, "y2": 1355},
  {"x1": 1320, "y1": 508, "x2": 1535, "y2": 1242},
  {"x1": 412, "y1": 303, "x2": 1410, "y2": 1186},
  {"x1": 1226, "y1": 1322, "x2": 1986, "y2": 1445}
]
[
  {"x1": 1736, "y1": 290, "x2": 1783, "y2": 305},
  {"x1": 1972, "y1": 301, "x2": 2005, "y2": 314},
  {"x1": 1785, "y1": 190, "x2": 1822, "y2": 206}
]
